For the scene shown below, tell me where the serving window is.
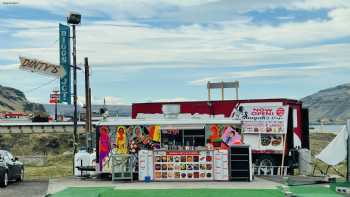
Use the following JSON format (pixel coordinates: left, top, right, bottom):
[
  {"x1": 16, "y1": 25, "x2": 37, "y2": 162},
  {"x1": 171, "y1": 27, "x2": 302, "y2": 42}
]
[{"x1": 161, "y1": 129, "x2": 206, "y2": 148}]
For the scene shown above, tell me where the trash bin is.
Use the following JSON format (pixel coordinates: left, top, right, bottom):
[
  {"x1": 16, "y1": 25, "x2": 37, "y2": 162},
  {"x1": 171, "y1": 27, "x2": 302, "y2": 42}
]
[{"x1": 144, "y1": 176, "x2": 151, "y2": 183}]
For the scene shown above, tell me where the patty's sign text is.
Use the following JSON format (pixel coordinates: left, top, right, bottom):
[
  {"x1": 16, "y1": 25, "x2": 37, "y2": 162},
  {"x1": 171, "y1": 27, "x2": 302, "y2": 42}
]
[{"x1": 19, "y1": 57, "x2": 65, "y2": 77}]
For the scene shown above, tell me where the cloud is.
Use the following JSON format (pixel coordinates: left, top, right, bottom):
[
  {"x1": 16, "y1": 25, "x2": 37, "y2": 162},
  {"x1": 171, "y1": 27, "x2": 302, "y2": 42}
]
[
  {"x1": 189, "y1": 60, "x2": 350, "y2": 86},
  {"x1": 291, "y1": 0, "x2": 350, "y2": 10},
  {"x1": 9, "y1": 0, "x2": 349, "y2": 25},
  {"x1": 0, "y1": 63, "x2": 18, "y2": 70},
  {"x1": 1, "y1": 1, "x2": 350, "y2": 103},
  {"x1": 1, "y1": 4, "x2": 349, "y2": 68}
]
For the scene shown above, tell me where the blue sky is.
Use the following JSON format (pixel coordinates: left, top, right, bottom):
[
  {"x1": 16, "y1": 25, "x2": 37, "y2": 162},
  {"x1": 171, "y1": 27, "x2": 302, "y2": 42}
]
[{"x1": 0, "y1": 0, "x2": 350, "y2": 105}]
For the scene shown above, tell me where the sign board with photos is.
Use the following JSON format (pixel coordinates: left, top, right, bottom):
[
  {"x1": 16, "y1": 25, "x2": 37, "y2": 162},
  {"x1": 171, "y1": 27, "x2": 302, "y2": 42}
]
[
  {"x1": 138, "y1": 150, "x2": 154, "y2": 181},
  {"x1": 153, "y1": 150, "x2": 214, "y2": 180},
  {"x1": 232, "y1": 104, "x2": 289, "y2": 134},
  {"x1": 213, "y1": 149, "x2": 229, "y2": 180}
]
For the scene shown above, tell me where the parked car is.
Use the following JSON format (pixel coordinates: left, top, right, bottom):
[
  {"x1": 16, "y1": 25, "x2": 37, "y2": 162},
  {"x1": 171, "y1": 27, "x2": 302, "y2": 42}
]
[{"x1": 0, "y1": 150, "x2": 24, "y2": 187}]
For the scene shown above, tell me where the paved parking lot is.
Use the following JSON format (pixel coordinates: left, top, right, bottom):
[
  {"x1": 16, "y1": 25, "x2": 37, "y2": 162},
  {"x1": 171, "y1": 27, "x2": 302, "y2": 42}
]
[
  {"x1": 46, "y1": 176, "x2": 282, "y2": 195},
  {"x1": 0, "y1": 177, "x2": 284, "y2": 196},
  {"x1": 0, "y1": 180, "x2": 48, "y2": 197}
]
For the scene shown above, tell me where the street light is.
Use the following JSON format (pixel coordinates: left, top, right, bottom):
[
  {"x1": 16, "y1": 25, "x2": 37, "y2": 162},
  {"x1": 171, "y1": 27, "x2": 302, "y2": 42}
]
[
  {"x1": 67, "y1": 11, "x2": 81, "y2": 155},
  {"x1": 67, "y1": 12, "x2": 81, "y2": 25}
]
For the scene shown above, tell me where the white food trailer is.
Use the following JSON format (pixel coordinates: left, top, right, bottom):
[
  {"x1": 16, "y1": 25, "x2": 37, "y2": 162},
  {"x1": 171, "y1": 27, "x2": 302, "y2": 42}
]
[{"x1": 94, "y1": 117, "x2": 254, "y2": 181}]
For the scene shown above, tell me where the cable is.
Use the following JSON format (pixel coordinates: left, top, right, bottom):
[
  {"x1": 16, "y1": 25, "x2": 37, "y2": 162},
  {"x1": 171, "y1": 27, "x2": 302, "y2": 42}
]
[{"x1": 24, "y1": 78, "x2": 58, "y2": 93}]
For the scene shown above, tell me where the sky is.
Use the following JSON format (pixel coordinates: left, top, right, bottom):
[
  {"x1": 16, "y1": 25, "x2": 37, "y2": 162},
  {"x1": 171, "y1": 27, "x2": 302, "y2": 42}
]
[{"x1": 0, "y1": 0, "x2": 349, "y2": 105}]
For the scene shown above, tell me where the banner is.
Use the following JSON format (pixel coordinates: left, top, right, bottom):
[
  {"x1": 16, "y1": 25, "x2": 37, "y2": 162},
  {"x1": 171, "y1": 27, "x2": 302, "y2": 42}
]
[
  {"x1": 19, "y1": 56, "x2": 65, "y2": 77},
  {"x1": 59, "y1": 24, "x2": 71, "y2": 104},
  {"x1": 232, "y1": 105, "x2": 289, "y2": 133},
  {"x1": 148, "y1": 125, "x2": 161, "y2": 142}
]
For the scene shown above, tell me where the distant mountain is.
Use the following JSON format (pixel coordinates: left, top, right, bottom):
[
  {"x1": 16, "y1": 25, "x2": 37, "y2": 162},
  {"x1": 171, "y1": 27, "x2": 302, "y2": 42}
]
[
  {"x1": 301, "y1": 83, "x2": 350, "y2": 124},
  {"x1": 0, "y1": 85, "x2": 45, "y2": 113},
  {"x1": 43, "y1": 104, "x2": 131, "y2": 117}
]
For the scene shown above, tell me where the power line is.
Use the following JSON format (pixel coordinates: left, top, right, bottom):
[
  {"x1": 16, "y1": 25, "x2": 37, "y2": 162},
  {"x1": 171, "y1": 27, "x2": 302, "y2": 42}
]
[{"x1": 24, "y1": 78, "x2": 58, "y2": 93}]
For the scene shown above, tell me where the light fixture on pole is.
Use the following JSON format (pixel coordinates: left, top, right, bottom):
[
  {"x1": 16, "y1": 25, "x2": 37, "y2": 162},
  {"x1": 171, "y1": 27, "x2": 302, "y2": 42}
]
[{"x1": 67, "y1": 11, "x2": 81, "y2": 155}]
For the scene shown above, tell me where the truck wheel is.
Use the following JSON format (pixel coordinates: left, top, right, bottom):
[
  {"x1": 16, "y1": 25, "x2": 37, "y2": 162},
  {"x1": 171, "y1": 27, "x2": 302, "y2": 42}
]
[
  {"x1": 255, "y1": 155, "x2": 276, "y2": 175},
  {"x1": 0, "y1": 172, "x2": 8, "y2": 187}
]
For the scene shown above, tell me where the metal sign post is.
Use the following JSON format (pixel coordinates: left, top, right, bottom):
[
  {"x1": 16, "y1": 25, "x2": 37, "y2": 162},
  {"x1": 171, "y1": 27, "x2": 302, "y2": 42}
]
[
  {"x1": 207, "y1": 81, "x2": 239, "y2": 101},
  {"x1": 50, "y1": 90, "x2": 60, "y2": 121}
]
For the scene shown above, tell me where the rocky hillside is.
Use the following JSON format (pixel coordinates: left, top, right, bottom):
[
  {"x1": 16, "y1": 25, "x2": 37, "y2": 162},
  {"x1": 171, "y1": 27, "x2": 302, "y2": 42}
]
[
  {"x1": 301, "y1": 83, "x2": 350, "y2": 124},
  {"x1": 0, "y1": 84, "x2": 45, "y2": 112}
]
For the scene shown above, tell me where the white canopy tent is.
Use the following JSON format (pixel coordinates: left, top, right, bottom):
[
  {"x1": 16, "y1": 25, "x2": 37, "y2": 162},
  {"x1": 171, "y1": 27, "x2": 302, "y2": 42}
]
[{"x1": 316, "y1": 126, "x2": 347, "y2": 166}]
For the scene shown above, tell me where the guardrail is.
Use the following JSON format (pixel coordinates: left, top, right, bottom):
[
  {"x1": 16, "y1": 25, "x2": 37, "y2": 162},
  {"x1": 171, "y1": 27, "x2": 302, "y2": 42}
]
[
  {"x1": 0, "y1": 122, "x2": 88, "y2": 134},
  {"x1": 17, "y1": 155, "x2": 48, "y2": 166}
]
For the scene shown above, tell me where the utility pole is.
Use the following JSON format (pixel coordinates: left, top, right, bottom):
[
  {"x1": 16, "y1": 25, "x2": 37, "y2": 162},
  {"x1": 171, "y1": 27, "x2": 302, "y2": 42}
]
[
  {"x1": 55, "y1": 101, "x2": 58, "y2": 121},
  {"x1": 84, "y1": 57, "x2": 92, "y2": 152},
  {"x1": 67, "y1": 11, "x2": 82, "y2": 176},
  {"x1": 72, "y1": 24, "x2": 78, "y2": 154}
]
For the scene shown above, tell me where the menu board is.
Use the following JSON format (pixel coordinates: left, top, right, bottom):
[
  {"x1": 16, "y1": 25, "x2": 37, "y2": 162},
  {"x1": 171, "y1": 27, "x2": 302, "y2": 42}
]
[
  {"x1": 213, "y1": 150, "x2": 229, "y2": 180},
  {"x1": 244, "y1": 134, "x2": 284, "y2": 152},
  {"x1": 153, "y1": 150, "x2": 214, "y2": 180},
  {"x1": 139, "y1": 150, "x2": 154, "y2": 180}
]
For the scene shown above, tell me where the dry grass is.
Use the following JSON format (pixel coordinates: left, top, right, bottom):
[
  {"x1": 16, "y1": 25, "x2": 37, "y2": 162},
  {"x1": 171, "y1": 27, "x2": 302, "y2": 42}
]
[
  {"x1": 23, "y1": 132, "x2": 345, "y2": 180},
  {"x1": 25, "y1": 154, "x2": 73, "y2": 180}
]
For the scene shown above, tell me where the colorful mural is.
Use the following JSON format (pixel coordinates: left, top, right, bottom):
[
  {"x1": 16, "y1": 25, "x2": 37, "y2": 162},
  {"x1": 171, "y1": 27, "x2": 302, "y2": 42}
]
[
  {"x1": 222, "y1": 126, "x2": 241, "y2": 146},
  {"x1": 98, "y1": 126, "x2": 111, "y2": 171},
  {"x1": 206, "y1": 124, "x2": 241, "y2": 148},
  {"x1": 207, "y1": 124, "x2": 222, "y2": 142},
  {"x1": 116, "y1": 126, "x2": 128, "y2": 154},
  {"x1": 148, "y1": 125, "x2": 161, "y2": 142},
  {"x1": 133, "y1": 126, "x2": 143, "y2": 139}
]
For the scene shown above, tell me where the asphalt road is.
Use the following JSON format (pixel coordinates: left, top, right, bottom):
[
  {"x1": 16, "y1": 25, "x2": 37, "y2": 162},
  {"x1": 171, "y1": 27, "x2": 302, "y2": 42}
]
[{"x1": 0, "y1": 180, "x2": 48, "y2": 197}]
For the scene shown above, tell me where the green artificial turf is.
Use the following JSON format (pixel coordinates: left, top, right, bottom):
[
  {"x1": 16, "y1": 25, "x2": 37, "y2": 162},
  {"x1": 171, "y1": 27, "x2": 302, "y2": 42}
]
[
  {"x1": 288, "y1": 185, "x2": 342, "y2": 197},
  {"x1": 330, "y1": 181, "x2": 350, "y2": 192},
  {"x1": 100, "y1": 189, "x2": 284, "y2": 197},
  {"x1": 49, "y1": 187, "x2": 114, "y2": 197},
  {"x1": 50, "y1": 188, "x2": 284, "y2": 197}
]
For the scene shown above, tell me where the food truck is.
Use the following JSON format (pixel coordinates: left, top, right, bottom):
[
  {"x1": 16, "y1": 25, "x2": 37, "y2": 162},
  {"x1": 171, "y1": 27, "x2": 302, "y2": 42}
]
[
  {"x1": 132, "y1": 99, "x2": 309, "y2": 173},
  {"x1": 95, "y1": 116, "x2": 249, "y2": 181}
]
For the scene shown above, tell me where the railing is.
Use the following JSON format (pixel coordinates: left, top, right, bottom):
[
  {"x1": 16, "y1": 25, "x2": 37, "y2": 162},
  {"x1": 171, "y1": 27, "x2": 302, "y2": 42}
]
[
  {"x1": 254, "y1": 165, "x2": 288, "y2": 176},
  {"x1": 111, "y1": 154, "x2": 133, "y2": 181}
]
